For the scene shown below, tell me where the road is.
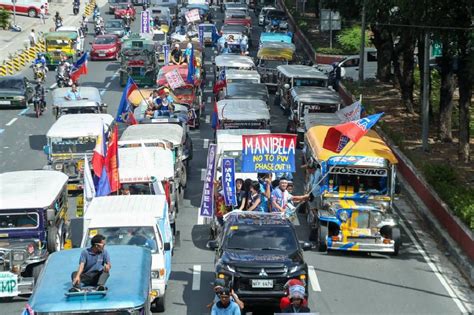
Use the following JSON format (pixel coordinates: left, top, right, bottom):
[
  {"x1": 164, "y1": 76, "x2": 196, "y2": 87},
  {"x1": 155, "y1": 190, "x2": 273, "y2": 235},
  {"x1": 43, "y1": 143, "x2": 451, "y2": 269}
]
[{"x1": 0, "y1": 3, "x2": 472, "y2": 315}]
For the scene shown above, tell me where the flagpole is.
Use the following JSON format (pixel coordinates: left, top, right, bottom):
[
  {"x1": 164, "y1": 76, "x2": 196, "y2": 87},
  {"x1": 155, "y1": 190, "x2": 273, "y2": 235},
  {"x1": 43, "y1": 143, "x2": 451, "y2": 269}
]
[{"x1": 122, "y1": 71, "x2": 152, "y2": 106}]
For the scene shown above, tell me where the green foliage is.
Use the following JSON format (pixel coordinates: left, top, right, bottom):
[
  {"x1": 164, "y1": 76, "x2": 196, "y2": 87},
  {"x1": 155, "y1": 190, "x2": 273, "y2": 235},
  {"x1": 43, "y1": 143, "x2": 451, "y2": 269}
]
[
  {"x1": 316, "y1": 47, "x2": 345, "y2": 55},
  {"x1": 0, "y1": 8, "x2": 10, "y2": 30},
  {"x1": 337, "y1": 26, "x2": 370, "y2": 54},
  {"x1": 297, "y1": 20, "x2": 309, "y2": 33},
  {"x1": 422, "y1": 163, "x2": 474, "y2": 229}
]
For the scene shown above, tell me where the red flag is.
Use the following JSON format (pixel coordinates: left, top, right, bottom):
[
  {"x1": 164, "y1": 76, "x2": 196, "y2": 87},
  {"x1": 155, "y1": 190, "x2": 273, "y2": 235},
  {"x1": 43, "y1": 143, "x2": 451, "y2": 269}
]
[
  {"x1": 323, "y1": 113, "x2": 384, "y2": 153},
  {"x1": 127, "y1": 111, "x2": 138, "y2": 125},
  {"x1": 91, "y1": 125, "x2": 107, "y2": 177},
  {"x1": 70, "y1": 52, "x2": 89, "y2": 82},
  {"x1": 105, "y1": 125, "x2": 120, "y2": 193}
]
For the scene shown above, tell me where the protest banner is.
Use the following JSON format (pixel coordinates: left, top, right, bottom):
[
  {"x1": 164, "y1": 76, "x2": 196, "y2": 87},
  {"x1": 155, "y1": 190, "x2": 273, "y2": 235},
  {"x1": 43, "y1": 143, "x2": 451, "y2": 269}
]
[
  {"x1": 222, "y1": 158, "x2": 236, "y2": 206},
  {"x1": 141, "y1": 10, "x2": 150, "y2": 34},
  {"x1": 241, "y1": 134, "x2": 297, "y2": 173},
  {"x1": 199, "y1": 144, "x2": 216, "y2": 218},
  {"x1": 165, "y1": 69, "x2": 186, "y2": 90},
  {"x1": 185, "y1": 9, "x2": 201, "y2": 23},
  {"x1": 163, "y1": 44, "x2": 170, "y2": 65},
  {"x1": 198, "y1": 24, "x2": 204, "y2": 46}
]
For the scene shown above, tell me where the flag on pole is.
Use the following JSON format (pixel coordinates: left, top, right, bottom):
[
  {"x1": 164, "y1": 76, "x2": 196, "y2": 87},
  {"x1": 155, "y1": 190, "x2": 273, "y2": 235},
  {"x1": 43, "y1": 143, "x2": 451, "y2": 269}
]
[
  {"x1": 336, "y1": 100, "x2": 362, "y2": 122},
  {"x1": 323, "y1": 113, "x2": 384, "y2": 153},
  {"x1": 105, "y1": 125, "x2": 120, "y2": 193},
  {"x1": 91, "y1": 124, "x2": 107, "y2": 178},
  {"x1": 96, "y1": 166, "x2": 111, "y2": 196},
  {"x1": 70, "y1": 52, "x2": 89, "y2": 82},
  {"x1": 187, "y1": 45, "x2": 195, "y2": 84},
  {"x1": 116, "y1": 77, "x2": 138, "y2": 124},
  {"x1": 211, "y1": 101, "x2": 219, "y2": 129},
  {"x1": 83, "y1": 154, "x2": 95, "y2": 212}
]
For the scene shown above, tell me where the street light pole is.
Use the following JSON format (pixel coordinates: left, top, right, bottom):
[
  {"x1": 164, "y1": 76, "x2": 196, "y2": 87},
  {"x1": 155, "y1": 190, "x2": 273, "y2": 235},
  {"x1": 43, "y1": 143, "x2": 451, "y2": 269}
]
[
  {"x1": 358, "y1": 0, "x2": 366, "y2": 84},
  {"x1": 12, "y1": 0, "x2": 17, "y2": 26},
  {"x1": 422, "y1": 31, "x2": 430, "y2": 151}
]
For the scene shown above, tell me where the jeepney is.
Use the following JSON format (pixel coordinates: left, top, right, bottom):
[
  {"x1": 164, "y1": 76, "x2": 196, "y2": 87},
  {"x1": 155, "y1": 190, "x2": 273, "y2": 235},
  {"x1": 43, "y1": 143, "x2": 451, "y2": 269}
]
[
  {"x1": 214, "y1": 55, "x2": 256, "y2": 82},
  {"x1": 52, "y1": 87, "x2": 107, "y2": 119},
  {"x1": 199, "y1": 23, "x2": 217, "y2": 46},
  {"x1": 218, "y1": 82, "x2": 269, "y2": 108},
  {"x1": 304, "y1": 126, "x2": 401, "y2": 255},
  {"x1": 257, "y1": 42, "x2": 295, "y2": 88},
  {"x1": 56, "y1": 26, "x2": 83, "y2": 52},
  {"x1": 44, "y1": 32, "x2": 79, "y2": 67},
  {"x1": 225, "y1": 69, "x2": 261, "y2": 84},
  {"x1": 216, "y1": 99, "x2": 270, "y2": 130},
  {"x1": 119, "y1": 34, "x2": 159, "y2": 87},
  {"x1": 259, "y1": 32, "x2": 292, "y2": 45},
  {"x1": 25, "y1": 246, "x2": 153, "y2": 314},
  {"x1": 117, "y1": 147, "x2": 179, "y2": 237},
  {"x1": 287, "y1": 86, "x2": 342, "y2": 144},
  {"x1": 275, "y1": 64, "x2": 329, "y2": 112},
  {"x1": 0, "y1": 170, "x2": 68, "y2": 298},
  {"x1": 44, "y1": 114, "x2": 114, "y2": 191}
]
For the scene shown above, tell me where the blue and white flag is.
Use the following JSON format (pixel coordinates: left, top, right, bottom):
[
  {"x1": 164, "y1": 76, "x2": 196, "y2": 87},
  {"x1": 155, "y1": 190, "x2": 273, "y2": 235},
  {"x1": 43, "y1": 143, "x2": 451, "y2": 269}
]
[
  {"x1": 336, "y1": 100, "x2": 362, "y2": 122},
  {"x1": 198, "y1": 24, "x2": 204, "y2": 46},
  {"x1": 222, "y1": 158, "x2": 237, "y2": 206}
]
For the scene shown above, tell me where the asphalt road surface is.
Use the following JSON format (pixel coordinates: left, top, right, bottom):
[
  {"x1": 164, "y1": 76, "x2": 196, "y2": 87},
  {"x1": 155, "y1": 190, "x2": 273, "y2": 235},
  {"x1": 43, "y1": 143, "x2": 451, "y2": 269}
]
[{"x1": 0, "y1": 3, "x2": 472, "y2": 315}]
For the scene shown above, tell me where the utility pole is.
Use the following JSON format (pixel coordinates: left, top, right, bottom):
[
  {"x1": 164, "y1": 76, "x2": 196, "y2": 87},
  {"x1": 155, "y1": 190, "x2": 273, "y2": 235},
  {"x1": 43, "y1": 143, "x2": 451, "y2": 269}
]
[
  {"x1": 329, "y1": 10, "x2": 332, "y2": 49},
  {"x1": 358, "y1": 0, "x2": 366, "y2": 84},
  {"x1": 422, "y1": 31, "x2": 430, "y2": 151}
]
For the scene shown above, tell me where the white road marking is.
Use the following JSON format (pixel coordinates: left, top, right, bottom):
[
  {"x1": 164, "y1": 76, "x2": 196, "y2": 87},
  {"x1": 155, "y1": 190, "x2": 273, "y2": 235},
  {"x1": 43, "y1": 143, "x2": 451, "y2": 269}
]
[
  {"x1": 49, "y1": 83, "x2": 57, "y2": 89},
  {"x1": 105, "y1": 82, "x2": 111, "y2": 89},
  {"x1": 207, "y1": 96, "x2": 211, "y2": 103},
  {"x1": 203, "y1": 139, "x2": 209, "y2": 149},
  {"x1": 308, "y1": 266, "x2": 321, "y2": 292},
  {"x1": 204, "y1": 88, "x2": 212, "y2": 93},
  {"x1": 6, "y1": 118, "x2": 17, "y2": 126},
  {"x1": 197, "y1": 210, "x2": 205, "y2": 225},
  {"x1": 208, "y1": 81, "x2": 212, "y2": 87},
  {"x1": 201, "y1": 168, "x2": 206, "y2": 181},
  {"x1": 192, "y1": 265, "x2": 201, "y2": 291},
  {"x1": 18, "y1": 108, "x2": 29, "y2": 116},
  {"x1": 0, "y1": 129, "x2": 4, "y2": 135},
  {"x1": 394, "y1": 206, "x2": 469, "y2": 314},
  {"x1": 205, "y1": 115, "x2": 210, "y2": 123}
]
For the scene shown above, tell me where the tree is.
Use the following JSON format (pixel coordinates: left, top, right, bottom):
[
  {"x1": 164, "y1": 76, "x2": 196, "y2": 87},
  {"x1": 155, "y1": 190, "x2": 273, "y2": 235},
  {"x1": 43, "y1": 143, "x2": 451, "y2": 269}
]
[{"x1": 437, "y1": 38, "x2": 455, "y2": 142}]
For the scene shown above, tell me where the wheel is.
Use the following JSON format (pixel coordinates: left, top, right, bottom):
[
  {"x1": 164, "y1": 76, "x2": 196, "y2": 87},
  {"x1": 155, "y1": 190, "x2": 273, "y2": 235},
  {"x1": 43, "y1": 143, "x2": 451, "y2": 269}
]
[
  {"x1": 28, "y1": 8, "x2": 37, "y2": 18},
  {"x1": 318, "y1": 224, "x2": 328, "y2": 252},
  {"x1": 390, "y1": 228, "x2": 401, "y2": 256},
  {"x1": 152, "y1": 293, "x2": 165, "y2": 312},
  {"x1": 47, "y1": 225, "x2": 60, "y2": 253},
  {"x1": 32, "y1": 264, "x2": 44, "y2": 285},
  {"x1": 34, "y1": 102, "x2": 40, "y2": 118},
  {"x1": 171, "y1": 222, "x2": 176, "y2": 236},
  {"x1": 180, "y1": 165, "x2": 187, "y2": 188}
]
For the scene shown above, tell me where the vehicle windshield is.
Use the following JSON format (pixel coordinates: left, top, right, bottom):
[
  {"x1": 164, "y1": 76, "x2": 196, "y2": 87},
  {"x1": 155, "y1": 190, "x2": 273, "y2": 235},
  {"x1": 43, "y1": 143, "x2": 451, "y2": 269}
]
[
  {"x1": 60, "y1": 107, "x2": 100, "y2": 115},
  {"x1": 0, "y1": 212, "x2": 39, "y2": 230},
  {"x1": 301, "y1": 102, "x2": 339, "y2": 115},
  {"x1": 106, "y1": 21, "x2": 123, "y2": 28},
  {"x1": 116, "y1": 4, "x2": 129, "y2": 8},
  {"x1": 224, "y1": 225, "x2": 298, "y2": 251},
  {"x1": 328, "y1": 173, "x2": 389, "y2": 195},
  {"x1": 258, "y1": 59, "x2": 286, "y2": 68},
  {"x1": 125, "y1": 183, "x2": 154, "y2": 195},
  {"x1": 226, "y1": 78, "x2": 259, "y2": 84},
  {"x1": 95, "y1": 37, "x2": 116, "y2": 45},
  {"x1": 89, "y1": 226, "x2": 159, "y2": 253},
  {"x1": 0, "y1": 79, "x2": 24, "y2": 90},
  {"x1": 267, "y1": 11, "x2": 286, "y2": 19},
  {"x1": 294, "y1": 78, "x2": 327, "y2": 88},
  {"x1": 220, "y1": 150, "x2": 243, "y2": 172},
  {"x1": 50, "y1": 137, "x2": 96, "y2": 154},
  {"x1": 46, "y1": 39, "x2": 70, "y2": 47},
  {"x1": 174, "y1": 87, "x2": 193, "y2": 95}
]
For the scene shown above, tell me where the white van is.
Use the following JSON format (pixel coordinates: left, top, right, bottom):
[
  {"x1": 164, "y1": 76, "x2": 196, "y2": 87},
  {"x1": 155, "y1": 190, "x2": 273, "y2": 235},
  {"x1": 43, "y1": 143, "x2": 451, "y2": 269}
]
[
  {"x1": 336, "y1": 47, "x2": 378, "y2": 80},
  {"x1": 80, "y1": 195, "x2": 173, "y2": 312},
  {"x1": 0, "y1": 0, "x2": 48, "y2": 18}
]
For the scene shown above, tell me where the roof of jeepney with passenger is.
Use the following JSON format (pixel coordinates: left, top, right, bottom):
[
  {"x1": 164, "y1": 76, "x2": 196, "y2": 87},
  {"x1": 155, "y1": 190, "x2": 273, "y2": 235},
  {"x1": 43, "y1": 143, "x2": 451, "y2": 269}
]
[
  {"x1": 52, "y1": 87, "x2": 103, "y2": 107},
  {"x1": 291, "y1": 86, "x2": 341, "y2": 104},
  {"x1": 216, "y1": 129, "x2": 271, "y2": 152},
  {"x1": 28, "y1": 246, "x2": 151, "y2": 313},
  {"x1": 215, "y1": 55, "x2": 255, "y2": 68},
  {"x1": 276, "y1": 64, "x2": 328, "y2": 79},
  {"x1": 224, "y1": 82, "x2": 269, "y2": 102},
  {"x1": 119, "y1": 124, "x2": 184, "y2": 146},
  {"x1": 225, "y1": 69, "x2": 260, "y2": 82},
  {"x1": 118, "y1": 147, "x2": 175, "y2": 182},
  {"x1": 306, "y1": 126, "x2": 398, "y2": 164},
  {"x1": 46, "y1": 114, "x2": 114, "y2": 138},
  {"x1": 84, "y1": 196, "x2": 168, "y2": 227},
  {"x1": 0, "y1": 170, "x2": 68, "y2": 210},
  {"x1": 217, "y1": 99, "x2": 270, "y2": 120}
]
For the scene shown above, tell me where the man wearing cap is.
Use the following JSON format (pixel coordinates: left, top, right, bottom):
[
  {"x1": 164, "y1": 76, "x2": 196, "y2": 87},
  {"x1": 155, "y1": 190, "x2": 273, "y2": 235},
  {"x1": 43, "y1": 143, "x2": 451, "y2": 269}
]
[
  {"x1": 207, "y1": 279, "x2": 244, "y2": 310},
  {"x1": 271, "y1": 177, "x2": 309, "y2": 213},
  {"x1": 281, "y1": 285, "x2": 311, "y2": 313},
  {"x1": 170, "y1": 44, "x2": 183, "y2": 65},
  {"x1": 211, "y1": 287, "x2": 241, "y2": 315}
]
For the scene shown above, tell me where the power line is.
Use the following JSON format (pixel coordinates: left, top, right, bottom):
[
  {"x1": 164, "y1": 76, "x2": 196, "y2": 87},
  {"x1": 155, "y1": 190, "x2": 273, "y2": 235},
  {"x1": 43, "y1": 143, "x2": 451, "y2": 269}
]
[{"x1": 374, "y1": 22, "x2": 473, "y2": 31}]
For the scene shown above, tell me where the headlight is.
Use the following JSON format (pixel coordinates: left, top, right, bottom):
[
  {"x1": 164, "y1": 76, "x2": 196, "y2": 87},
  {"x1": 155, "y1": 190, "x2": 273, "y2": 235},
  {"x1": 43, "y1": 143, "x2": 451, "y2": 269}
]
[
  {"x1": 151, "y1": 271, "x2": 159, "y2": 278},
  {"x1": 13, "y1": 252, "x2": 25, "y2": 262},
  {"x1": 339, "y1": 210, "x2": 349, "y2": 222},
  {"x1": 54, "y1": 163, "x2": 63, "y2": 170},
  {"x1": 372, "y1": 212, "x2": 383, "y2": 223},
  {"x1": 225, "y1": 264, "x2": 235, "y2": 273},
  {"x1": 107, "y1": 47, "x2": 117, "y2": 52},
  {"x1": 289, "y1": 265, "x2": 300, "y2": 274}
]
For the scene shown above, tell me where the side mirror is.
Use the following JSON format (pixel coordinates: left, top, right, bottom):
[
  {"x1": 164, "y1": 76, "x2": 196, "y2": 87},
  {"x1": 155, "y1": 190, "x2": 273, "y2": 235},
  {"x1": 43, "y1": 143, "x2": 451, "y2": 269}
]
[
  {"x1": 301, "y1": 241, "x2": 312, "y2": 251},
  {"x1": 164, "y1": 242, "x2": 171, "y2": 251},
  {"x1": 46, "y1": 208, "x2": 55, "y2": 222},
  {"x1": 207, "y1": 240, "x2": 218, "y2": 250},
  {"x1": 43, "y1": 145, "x2": 50, "y2": 156},
  {"x1": 283, "y1": 83, "x2": 290, "y2": 90}
]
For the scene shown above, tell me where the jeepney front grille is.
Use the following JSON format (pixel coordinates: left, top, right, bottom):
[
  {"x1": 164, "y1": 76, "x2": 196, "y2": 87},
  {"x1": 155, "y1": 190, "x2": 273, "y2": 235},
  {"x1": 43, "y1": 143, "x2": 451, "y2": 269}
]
[
  {"x1": 347, "y1": 237, "x2": 377, "y2": 244},
  {"x1": 348, "y1": 211, "x2": 370, "y2": 229}
]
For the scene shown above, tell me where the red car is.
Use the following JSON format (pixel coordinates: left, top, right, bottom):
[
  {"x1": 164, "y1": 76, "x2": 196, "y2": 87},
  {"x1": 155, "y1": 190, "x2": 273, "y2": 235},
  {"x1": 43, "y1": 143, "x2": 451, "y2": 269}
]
[
  {"x1": 90, "y1": 35, "x2": 121, "y2": 61},
  {"x1": 114, "y1": 3, "x2": 135, "y2": 19}
]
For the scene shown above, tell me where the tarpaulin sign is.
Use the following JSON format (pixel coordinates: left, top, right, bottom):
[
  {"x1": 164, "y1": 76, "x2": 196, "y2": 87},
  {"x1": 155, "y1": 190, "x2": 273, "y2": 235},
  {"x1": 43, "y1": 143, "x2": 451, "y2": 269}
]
[
  {"x1": 222, "y1": 158, "x2": 236, "y2": 206},
  {"x1": 141, "y1": 10, "x2": 150, "y2": 34},
  {"x1": 165, "y1": 69, "x2": 186, "y2": 89},
  {"x1": 241, "y1": 134, "x2": 297, "y2": 173},
  {"x1": 199, "y1": 144, "x2": 216, "y2": 218},
  {"x1": 185, "y1": 9, "x2": 201, "y2": 23}
]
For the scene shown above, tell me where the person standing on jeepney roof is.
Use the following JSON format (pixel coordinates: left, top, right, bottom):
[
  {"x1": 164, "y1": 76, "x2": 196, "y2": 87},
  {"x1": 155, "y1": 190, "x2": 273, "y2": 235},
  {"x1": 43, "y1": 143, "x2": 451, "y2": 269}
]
[
  {"x1": 171, "y1": 44, "x2": 184, "y2": 65},
  {"x1": 70, "y1": 234, "x2": 111, "y2": 292},
  {"x1": 214, "y1": 179, "x2": 228, "y2": 226},
  {"x1": 184, "y1": 42, "x2": 193, "y2": 64},
  {"x1": 246, "y1": 181, "x2": 262, "y2": 212}
]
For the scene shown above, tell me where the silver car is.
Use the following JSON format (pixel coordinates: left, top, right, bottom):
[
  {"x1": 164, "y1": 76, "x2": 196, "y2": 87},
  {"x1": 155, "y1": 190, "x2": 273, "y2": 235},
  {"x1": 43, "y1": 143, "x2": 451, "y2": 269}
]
[
  {"x1": 259, "y1": 6, "x2": 275, "y2": 26},
  {"x1": 105, "y1": 19, "x2": 125, "y2": 38}
]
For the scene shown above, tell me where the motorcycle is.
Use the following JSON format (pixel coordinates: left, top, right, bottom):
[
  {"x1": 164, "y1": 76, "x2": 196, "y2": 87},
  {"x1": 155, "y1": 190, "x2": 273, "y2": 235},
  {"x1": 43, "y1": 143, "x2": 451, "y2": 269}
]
[
  {"x1": 73, "y1": 3, "x2": 80, "y2": 15},
  {"x1": 31, "y1": 63, "x2": 47, "y2": 83},
  {"x1": 95, "y1": 21, "x2": 104, "y2": 35},
  {"x1": 80, "y1": 22, "x2": 88, "y2": 35},
  {"x1": 33, "y1": 84, "x2": 46, "y2": 118},
  {"x1": 56, "y1": 63, "x2": 72, "y2": 88},
  {"x1": 93, "y1": 9, "x2": 100, "y2": 23}
]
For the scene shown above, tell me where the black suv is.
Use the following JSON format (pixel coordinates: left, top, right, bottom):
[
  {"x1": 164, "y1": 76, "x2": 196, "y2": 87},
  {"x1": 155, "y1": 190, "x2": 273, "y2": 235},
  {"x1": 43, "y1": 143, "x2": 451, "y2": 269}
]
[{"x1": 207, "y1": 212, "x2": 312, "y2": 306}]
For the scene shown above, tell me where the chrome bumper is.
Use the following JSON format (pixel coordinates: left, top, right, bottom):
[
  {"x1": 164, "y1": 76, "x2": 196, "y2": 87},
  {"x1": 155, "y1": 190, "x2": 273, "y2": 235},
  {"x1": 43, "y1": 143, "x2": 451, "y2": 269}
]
[{"x1": 327, "y1": 238, "x2": 395, "y2": 253}]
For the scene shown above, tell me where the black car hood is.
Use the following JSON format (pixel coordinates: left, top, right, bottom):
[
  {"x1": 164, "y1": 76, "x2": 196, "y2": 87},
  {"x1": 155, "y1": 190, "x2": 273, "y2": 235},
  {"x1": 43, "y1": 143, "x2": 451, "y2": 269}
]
[{"x1": 221, "y1": 249, "x2": 303, "y2": 265}]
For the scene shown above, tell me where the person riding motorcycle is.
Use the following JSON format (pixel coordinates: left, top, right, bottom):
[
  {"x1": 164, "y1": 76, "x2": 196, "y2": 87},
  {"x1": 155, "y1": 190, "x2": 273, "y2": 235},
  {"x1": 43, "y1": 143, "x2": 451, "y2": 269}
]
[
  {"x1": 123, "y1": 13, "x2": 131, "y2": 34},
  {"x1": 33, "y1": 53, "x2": 47, "y2": 68},
  {"x1": 93, "y1": 5, "x2": 100, "y2": 21},
  {"x1": 53, "y1": 12, "x2": 63, "y2": 30},
  {"x1": 73, "y1": 0, "x2": 80, "y2": 15},
  {"x1": 95, "y1": 16, "x2": 104, "y2": 35},
  {"x1": 32, "y1": 53, "x2": 48, "y2": 81},
  {"x1": 80, "y1": 15, "x2": 88, "y2": 33},
  {"x1": 33, "y1": 80, "x2": 46, "y2": 114}
]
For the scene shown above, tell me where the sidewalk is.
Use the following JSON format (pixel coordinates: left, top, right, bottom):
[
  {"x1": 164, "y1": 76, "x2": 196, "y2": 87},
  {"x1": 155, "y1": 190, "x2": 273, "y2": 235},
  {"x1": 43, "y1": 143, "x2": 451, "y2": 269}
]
[{"x1": 0, "y1": 0, "x2": 107, "y2": 64}]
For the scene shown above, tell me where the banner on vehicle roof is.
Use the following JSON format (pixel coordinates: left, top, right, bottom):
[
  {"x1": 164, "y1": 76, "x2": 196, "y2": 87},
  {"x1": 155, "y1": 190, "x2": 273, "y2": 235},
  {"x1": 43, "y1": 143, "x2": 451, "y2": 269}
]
[
  {"x1": 241, "y1": 134, "x2": 297, "y2": 173},
  {"x1": 165, "y1": 69, "x2": 186, "y2": 90},
  {"x1": 199, "y1": 144, "x2": 217, "y2": 218},
  {"x1": 185, "y1": 9, "x2": 201, "y2": 23},
  {"x1": 141, "y1": 10, "x2": 151, "y2": 34},
  {"x1": 222, "y1": 158, "x2": 237, "y2": 207}
]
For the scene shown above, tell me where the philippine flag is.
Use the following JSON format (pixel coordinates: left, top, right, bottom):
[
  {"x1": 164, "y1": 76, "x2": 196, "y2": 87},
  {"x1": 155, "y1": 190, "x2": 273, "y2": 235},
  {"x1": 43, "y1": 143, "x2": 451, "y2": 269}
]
[
  {"x1": 116, "y1": 77, "x2": 138, "y2": 124},
  {"x1": 323, "y1": 112, "x2": 384, "y2": 153},
  {"x1": 91, "y1": 124, "x2": 107, "y2": 178},
  {"x1": 70, "y1": 52, "x2": 89, "y2": 82},
  {"x1": 211, "y1": 101, "x2": 219, "y2": 129}
]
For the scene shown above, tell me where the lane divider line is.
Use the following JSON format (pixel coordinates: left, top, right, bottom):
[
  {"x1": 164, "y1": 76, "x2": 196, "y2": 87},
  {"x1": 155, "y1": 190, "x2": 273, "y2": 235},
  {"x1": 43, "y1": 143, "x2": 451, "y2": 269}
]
[
  {"x1": 308, "y1": 266, "x2": 322, "y2": 292},
  {"x1": 205, "y1": 115, "x2": 210, "y2": 123},
  {"x1": 0, "y1": 129, "x2": 4, "y2": 134},
  {"x1": 49, "y1": 83, "x2": 57, "y2": 89},
  {"x1": 200, "y1": 169, "x2": 206, "y2": 181},
  {"x1": 192, "y1": 265, "x2": 201, "y2": 291},
  {"x1": 197, "y1": 209, "x2": 205, "y2": 225},
  {"x1": 18, "y1": 108, "x2": 29, "y2": 116},
  {"x1": 207, "y1": 96, "x2": 211, "y2": 103},
  {"x1": 6, "y1": 118, "x2": 17, "y2": 126},
  {"x1": 105, "y1": 82, "x2": 111, "y2": 89},
  {"x1": 203, "y1": 139, "x2": 209, "y2": 149}
]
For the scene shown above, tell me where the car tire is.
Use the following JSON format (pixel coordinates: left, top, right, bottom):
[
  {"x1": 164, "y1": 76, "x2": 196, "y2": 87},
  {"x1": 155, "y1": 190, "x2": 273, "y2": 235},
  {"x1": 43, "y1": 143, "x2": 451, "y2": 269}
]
[
  {"x1": 47, "y1": 226, "x2": 60, "y2": 253},
  {"x1": 152, "y1": 293, "x2": 165, "y2": 312},
  {"x1": 318, "y1": 225, "x2": 328, "y2": 252},
  {"x1": 28, "y1": 8, "x2": 37, "y2": 18},
  {"x1": 32, "y1": 263, "x2": 44, "y2": 285},
  {"x1": 390, "y1": 228, "x2": 401, "y2": 256}
]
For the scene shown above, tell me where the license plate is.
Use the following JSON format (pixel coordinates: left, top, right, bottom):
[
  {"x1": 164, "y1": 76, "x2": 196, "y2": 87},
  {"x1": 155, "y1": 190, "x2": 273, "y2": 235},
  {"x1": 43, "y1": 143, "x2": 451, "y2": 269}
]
[
  {"x1": 98, "y1": 53, "x2": 106, "y2": 57},
  {"x1": 0, "y1": 272, "x2": 18, "y2": 297},
  {"x1": 251, "y1": 279, "x2": 273, "y2": 288},
  {"x1": 0, "y1": 100, "x2": 11, "y2": 105}
]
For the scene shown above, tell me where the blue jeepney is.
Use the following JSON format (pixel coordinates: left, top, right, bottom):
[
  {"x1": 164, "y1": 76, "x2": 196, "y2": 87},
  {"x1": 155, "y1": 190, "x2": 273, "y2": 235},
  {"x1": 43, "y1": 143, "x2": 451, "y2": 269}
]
[
  {"x1": 259, "y1": 32, "x2": 293, "y2": 46},
  {"x1": 24, "y1": 245, "x2": 152, "y2": 315}
]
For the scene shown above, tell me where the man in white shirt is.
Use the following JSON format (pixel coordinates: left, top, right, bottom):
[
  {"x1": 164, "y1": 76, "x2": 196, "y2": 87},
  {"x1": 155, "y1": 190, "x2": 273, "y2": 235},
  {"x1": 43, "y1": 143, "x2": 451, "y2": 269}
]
[{"x1": 271, "y1": 178, "x2": 308, "y2": 213}]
